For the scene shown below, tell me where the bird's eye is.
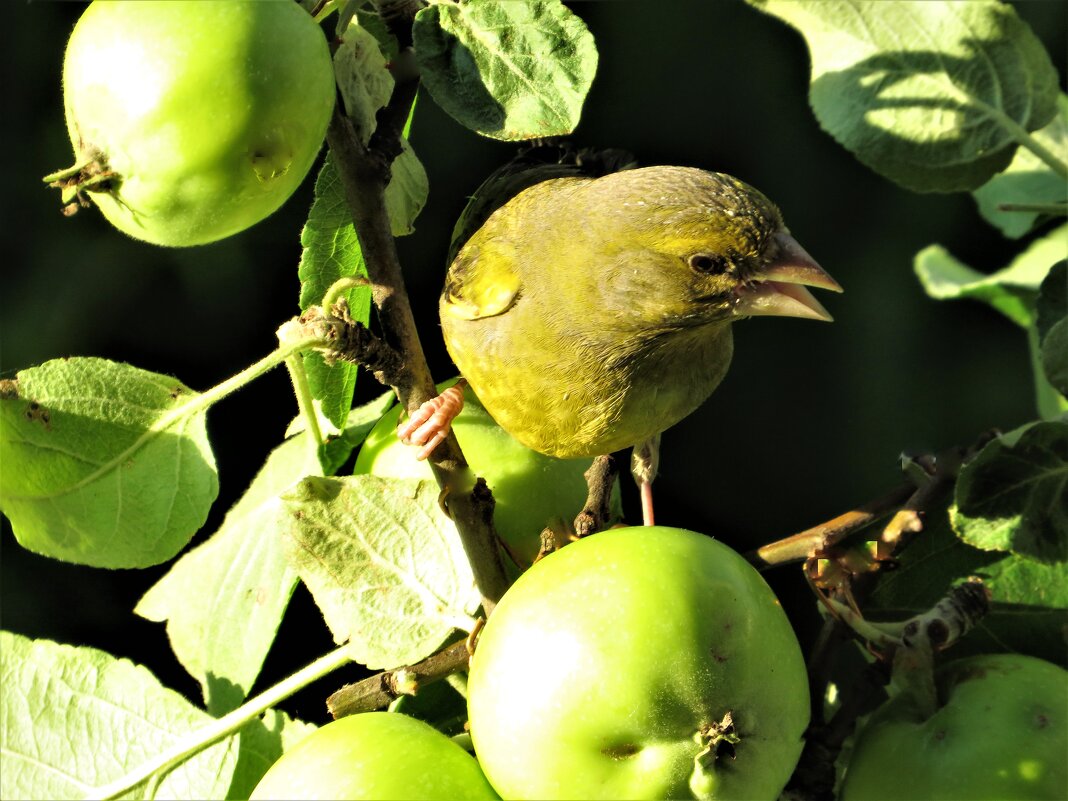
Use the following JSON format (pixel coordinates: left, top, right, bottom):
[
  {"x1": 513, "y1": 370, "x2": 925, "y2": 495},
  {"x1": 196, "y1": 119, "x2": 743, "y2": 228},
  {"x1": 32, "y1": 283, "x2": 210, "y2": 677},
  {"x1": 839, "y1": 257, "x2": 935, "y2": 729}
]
[{"x1": 688, "y1": 253, "x2": 729, "y2": 275}]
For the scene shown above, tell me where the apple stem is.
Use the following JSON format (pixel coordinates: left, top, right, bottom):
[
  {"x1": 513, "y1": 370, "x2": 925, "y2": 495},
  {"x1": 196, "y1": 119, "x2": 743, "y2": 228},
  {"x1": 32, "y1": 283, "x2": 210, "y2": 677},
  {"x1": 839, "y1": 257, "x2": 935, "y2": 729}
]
[
  {"x1": 44, "y1": 149, "x2": 119, "y2": 214},
  {"x1": 42, "y1": 153, "x2": 100, "y2": 185}
]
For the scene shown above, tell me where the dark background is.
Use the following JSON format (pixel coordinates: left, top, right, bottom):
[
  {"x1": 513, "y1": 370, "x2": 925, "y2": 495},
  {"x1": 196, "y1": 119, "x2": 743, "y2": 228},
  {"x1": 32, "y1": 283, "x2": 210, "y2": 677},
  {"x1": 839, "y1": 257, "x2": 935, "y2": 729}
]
[{"x1": 3, "y1": 1, "x2": 1064, "y2": 723}]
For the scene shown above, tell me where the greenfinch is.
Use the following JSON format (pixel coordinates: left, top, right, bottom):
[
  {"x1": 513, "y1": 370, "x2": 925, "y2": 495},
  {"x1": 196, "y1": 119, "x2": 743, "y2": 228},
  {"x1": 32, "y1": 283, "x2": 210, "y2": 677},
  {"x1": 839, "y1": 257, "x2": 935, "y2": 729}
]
[{"x1": 403, "y1": 164, "x2": 841, "y2": 524}]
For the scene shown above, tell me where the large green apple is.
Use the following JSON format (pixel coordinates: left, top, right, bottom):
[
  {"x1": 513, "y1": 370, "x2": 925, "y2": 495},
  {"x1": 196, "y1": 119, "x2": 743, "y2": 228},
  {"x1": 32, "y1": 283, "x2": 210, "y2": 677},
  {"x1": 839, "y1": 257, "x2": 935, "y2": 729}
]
[
  {"x1": 57, "y1": 0, "x2": 334, "y2": 246},
  {"x1": 466, "y1": 526, "x2": 810, "y2": 800},
  {"x1": 249, "y1": 711, "x2": 499, "y2": 800},
  {"x1": 840, "y1": 653, "x2": 1067, "y2": 801},
  {"x1": 354, "y1": 381, "x2": 620, "y2": 567}
]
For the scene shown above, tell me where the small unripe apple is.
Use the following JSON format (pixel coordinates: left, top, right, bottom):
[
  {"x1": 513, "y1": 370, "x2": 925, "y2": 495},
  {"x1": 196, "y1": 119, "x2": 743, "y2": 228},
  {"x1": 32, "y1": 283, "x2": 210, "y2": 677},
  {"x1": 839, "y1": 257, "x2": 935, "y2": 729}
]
[
  {"x1": 56, "y1": 0, "x2": 334, "y2": 246},
  {"x1": 841, "y1": 653, "x2": 1067, "y2": 801},
  {"x1": 250, "y1": 711, "x2": 499, "y2": 800},
  {"x1": 354, "y1": 381, "x2": 620, "y2": 567},
  {"x1": 467, "y1": 526, "x2": 810, "y2": 800}
]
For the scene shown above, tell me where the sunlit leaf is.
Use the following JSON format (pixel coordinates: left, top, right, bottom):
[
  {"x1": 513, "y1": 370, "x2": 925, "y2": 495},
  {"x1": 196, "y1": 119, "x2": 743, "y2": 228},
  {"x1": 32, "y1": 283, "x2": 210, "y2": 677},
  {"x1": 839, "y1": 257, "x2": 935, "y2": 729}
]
[
  {"x1": 751, "y1": 0, "x2": 1060, "y2": 191},
  {"x1": 0, "y1": 632, "x2": 237, "y2": 800},
  {"x1": 973, "y1": 94, "x2": 1068, "y2": 238},
  {"x1": 0, "y1": 358, "x2": 217, "y2": 568},
  {"x1": 414, "y1": 0, "x2": 597, "y2": 141},
  {"x1": 297, "y1": 157, "x2": 371, "y2": 433},
  {"x1": 135, "y1": 432, "x2": 319, "y2": 714},
  {"x1": 385, "y1": 138, "x2": 429, "y2": 236},
  {"x1": 280, "y1": 475, "x2": 480, "y2": 669},
  {"x1": 952, "y1": 421, "x2": 1068, "y2": 564},
  {"x1": 914, "y1": 223, "x2": 1068, "y2": 327},
  {"x1": 334, "y1": 19, "x2": 394, "y2": 146}
]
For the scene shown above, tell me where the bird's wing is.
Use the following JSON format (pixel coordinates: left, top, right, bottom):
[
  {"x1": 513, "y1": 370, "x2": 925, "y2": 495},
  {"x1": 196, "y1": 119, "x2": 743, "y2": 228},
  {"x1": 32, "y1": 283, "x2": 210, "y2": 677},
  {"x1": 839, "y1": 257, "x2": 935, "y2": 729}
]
[
  {"x1": 442, "y1": 173, "x2": 596, "y2": 322},
  {"x1": 441, "y1": 238, "x2": 522, "y2": 321},
  {"x1": 447, "y1": 143, "x2": 637, "y2": 263}
]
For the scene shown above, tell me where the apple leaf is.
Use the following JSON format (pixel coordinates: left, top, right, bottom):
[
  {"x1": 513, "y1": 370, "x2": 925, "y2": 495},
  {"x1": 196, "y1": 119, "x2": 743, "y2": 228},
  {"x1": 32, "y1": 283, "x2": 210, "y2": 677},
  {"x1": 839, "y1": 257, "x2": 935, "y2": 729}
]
[
  {"x1": 333, "y1": 19, "x2": 394, "y2": 146},
  {"x1": 750, "y1": 0, "x2": 1060, "y2": 192},
  {"x1": 1037, "y1": 261, "x2": 1068, "y2": 341},
  {"x1": 280, "y1": 475, "x2": 481, "y2": 670},
  {"x1": 298, "y1": 157, "x2": 372, "y2": 434},
  {"x1": 332, "y1": 16, "x2": 429, "y2": 236},
  {"x1": 136, "y1": 392, "x2": 394, "y2": 715},
  {"x1": 951, "y1": 421, "x2": 1068, "y2": 564},
  {"x1": 226, "y1": 710, "x2": 317, "y2": 801},
  {"x1": 0, "y1": 357, "x2": 217, "y2": 568},
  {"x1": 973, "y1": 94, "x2": 1068, "y2": 238},
  {"x1": 298, "y1": 139, "x2": 425, "y2": 432},
  {"x1": 353, "y1": 8, "x2": 399, "y2": 63},
  {"x1": 1037, "y1": 261, "x2": 1068, "y2": 398},
  {"x1": 413, "y1": 0, "x2": 597, "y2": 141},
  {"x1": 135, "y1": 432, "x2": 319, "y2": 715},
  {"x1": 914, "y1": 223, "x2": 1068, "y2": 328},
  {"x1": 316, "y1": 390, "x2": 397, "y2": 476},
  {"x1": 0, "y1": 631, "x2": 238, "y2": 800},
  {"x1": 1040, "y1": 322, "x2": 1068, "y2": 401},
  {"x1": 866, "y1": 499, "x2": 1068, "y2": 667},
  {"x1": 385, "y1": 138, "x2": 430, "y2": 237}
]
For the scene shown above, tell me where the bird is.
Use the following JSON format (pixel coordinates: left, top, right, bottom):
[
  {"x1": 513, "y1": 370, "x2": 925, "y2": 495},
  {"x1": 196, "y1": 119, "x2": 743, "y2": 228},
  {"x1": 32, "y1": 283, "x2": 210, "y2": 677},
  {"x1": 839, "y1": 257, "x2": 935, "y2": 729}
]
[{"x1": 400, "y1": 160, "x2": 841, "y2": 527}]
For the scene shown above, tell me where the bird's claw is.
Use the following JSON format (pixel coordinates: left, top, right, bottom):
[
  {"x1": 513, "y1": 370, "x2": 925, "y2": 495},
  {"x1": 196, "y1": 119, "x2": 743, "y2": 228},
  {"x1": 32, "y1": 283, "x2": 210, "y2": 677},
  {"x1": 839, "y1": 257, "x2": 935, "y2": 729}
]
[{"x1": 397, "y1": 383, "x2": 466, "y2": 460}]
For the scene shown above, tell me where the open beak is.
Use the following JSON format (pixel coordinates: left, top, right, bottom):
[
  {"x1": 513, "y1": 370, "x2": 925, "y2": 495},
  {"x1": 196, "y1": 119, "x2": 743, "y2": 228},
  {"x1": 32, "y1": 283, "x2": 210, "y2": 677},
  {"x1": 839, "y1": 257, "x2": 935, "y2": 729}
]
[{"x1": 733, "y1": 231, "x2": 842, "y2": 322}]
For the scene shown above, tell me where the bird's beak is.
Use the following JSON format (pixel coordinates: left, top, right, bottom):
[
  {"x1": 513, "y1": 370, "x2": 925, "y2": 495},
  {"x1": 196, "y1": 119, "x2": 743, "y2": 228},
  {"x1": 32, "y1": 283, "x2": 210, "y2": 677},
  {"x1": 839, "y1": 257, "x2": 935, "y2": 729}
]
[{"x1": 734, "y1": 231, "x2": 843, "y2": 322}]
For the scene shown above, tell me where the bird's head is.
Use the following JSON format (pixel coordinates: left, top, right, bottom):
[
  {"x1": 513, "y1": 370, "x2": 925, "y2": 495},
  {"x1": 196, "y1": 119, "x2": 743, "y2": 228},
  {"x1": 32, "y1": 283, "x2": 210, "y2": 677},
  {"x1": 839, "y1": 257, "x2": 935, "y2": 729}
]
[{"x1": 590, "y1": 167, "x2": 841, "y2": 330}]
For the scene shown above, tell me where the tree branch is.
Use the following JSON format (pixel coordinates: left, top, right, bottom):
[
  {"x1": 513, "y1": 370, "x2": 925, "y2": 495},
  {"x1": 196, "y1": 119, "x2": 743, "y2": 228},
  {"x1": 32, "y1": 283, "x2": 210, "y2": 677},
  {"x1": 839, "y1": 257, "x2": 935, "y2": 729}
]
[
  {"x1": 327, "y1": 639, "x2": 470, "y2": 718},
  {"x1": 745, "y1": 483, "x2": 913, "y2": 570},
  {"x1": 323, "y1": 13, "x2": 508, "y2": 608},
  {"x1": 785, "y1": 580, "x2": 991, "y2": 800},
  {"x1": 295, "y1": 302, "x2": 407, "y2": 387},
  {"x1": 573, "y1": 454, "x2": 620, "y2": 538}
]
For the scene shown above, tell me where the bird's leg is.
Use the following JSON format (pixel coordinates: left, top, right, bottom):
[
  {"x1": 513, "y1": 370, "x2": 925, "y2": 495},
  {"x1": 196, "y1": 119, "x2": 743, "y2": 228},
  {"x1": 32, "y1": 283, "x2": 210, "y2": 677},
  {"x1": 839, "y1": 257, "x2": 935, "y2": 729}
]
[
  {"x1": 631, "y1": 433, "x2": 661, "y2": 527},
  {"x1": 397, "y1": 380, "x2": 467, "y2": 460}
]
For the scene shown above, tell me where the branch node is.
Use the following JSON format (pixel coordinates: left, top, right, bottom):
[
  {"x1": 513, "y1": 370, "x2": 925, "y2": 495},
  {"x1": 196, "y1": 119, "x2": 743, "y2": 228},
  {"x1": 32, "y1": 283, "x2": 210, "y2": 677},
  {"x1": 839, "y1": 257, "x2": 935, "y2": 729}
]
[
  {"x1": 573, "y1": 454, "x2": 620, "y2": 538},
  {"x1": 291, "y1": 303, "x2": 408, "y2": 389},
  {"x1": 327, "y1": 639, "x2": 471, "y2": 719}
]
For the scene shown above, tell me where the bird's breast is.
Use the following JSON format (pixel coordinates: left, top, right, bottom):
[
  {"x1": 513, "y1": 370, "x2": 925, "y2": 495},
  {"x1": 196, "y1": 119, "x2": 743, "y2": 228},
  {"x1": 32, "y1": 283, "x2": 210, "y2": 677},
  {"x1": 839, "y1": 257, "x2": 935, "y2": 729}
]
[{"x1": 443, "y1": 298, "x2": 735, "y2": 458}]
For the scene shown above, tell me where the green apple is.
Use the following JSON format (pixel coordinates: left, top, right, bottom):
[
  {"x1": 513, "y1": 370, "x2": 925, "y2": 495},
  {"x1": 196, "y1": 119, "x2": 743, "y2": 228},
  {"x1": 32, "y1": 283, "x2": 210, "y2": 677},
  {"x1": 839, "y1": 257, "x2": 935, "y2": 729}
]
[
  {"x1": 56, "y1": 0, "x2": 334, "y2": 246},
  {"x1": 249, "y1": 711, "x2": 499, "y2": 800},
  {"x1": 354, "y1": 381, "x2": 620, "y2": 567},
  {"x1": 466, "y1": 526, "x2": 810, "y2": 800},
  {"x1": 840, "y1": 653, "x2": 1067, "y2": 801}
]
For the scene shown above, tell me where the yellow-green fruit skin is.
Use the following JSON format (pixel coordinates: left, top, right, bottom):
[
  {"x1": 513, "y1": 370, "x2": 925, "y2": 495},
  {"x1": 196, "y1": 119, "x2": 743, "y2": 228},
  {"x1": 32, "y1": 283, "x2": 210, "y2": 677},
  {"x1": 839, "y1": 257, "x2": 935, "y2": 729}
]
[
  {"x1": 467, "y1": 526, "x2": 810, "y2": 800},
  {"x1": 249, "y1": 712, "x2": 500, "y2": 801},
  {"x1": 354, "y1": 383, "x2": 619, "y2": 567},
  {"x1": 841, "y1": 654, "x2": 1068, "y2": 801},
  {"x1": 62, "y1": 0, "x2": 334, "y2": 246}
]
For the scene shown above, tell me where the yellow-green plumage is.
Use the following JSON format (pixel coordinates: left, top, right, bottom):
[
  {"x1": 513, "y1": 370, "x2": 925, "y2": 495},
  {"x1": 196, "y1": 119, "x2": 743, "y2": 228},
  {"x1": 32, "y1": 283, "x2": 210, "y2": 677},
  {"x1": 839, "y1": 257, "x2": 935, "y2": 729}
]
[{"x1": 440, "y1": 165, "x2": 837, "y2": 461}]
